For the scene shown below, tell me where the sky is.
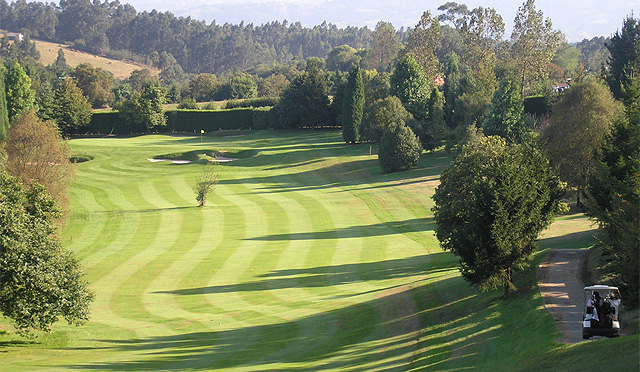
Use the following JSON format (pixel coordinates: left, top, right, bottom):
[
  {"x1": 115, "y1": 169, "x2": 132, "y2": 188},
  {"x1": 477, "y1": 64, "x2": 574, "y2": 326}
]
[{"x1": 120, "y1": 0, "x2": 639, "y2": 42}]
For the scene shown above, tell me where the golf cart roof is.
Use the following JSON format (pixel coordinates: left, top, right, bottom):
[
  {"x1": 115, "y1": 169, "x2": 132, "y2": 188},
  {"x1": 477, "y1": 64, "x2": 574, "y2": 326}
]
[{"x1": 584, "y1": 285, "x2": 618, "y2": 291}]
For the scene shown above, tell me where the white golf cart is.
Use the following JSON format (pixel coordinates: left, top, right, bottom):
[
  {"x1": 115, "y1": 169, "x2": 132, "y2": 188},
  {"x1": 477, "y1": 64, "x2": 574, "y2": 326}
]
[{"x1": 582, "y1": 285, "x2": 621, "y2": 339}]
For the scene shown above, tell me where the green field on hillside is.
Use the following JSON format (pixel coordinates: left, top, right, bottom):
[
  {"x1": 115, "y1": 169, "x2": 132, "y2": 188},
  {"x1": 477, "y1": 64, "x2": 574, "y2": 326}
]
[{"x1": 0, "y1": 131, "x2": 637, "y2": 371}]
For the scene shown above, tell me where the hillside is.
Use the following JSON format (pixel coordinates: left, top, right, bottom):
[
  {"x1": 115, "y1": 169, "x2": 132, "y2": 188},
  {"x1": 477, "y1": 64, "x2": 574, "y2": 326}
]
[{"x1": 34, "y1": 38, "x2": 159, "y2": 80}]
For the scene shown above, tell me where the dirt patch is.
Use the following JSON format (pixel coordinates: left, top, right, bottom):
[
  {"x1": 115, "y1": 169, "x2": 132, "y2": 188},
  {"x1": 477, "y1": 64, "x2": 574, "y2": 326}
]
[{"x1": 537, "y1": 249, "x2": 589, "y2": 343}]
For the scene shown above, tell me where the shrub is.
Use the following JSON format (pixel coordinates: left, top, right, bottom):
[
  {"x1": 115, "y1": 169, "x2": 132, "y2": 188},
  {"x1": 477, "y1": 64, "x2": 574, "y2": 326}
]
[
  {"x1": 378, "y1": 121, "x2": 423, "y2": 173},
  {"x1": 178, "y1": 98, "x2": 198, "y2": 110},
  {"x1": 69, "y1": 154, "x2": 94, "y2": 163}
]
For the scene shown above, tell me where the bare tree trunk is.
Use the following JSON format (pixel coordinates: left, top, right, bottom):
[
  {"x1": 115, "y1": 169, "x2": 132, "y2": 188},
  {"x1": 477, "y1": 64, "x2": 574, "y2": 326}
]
[{"x1": 504, "y1": 267, "x2": 512, "y2": 296}]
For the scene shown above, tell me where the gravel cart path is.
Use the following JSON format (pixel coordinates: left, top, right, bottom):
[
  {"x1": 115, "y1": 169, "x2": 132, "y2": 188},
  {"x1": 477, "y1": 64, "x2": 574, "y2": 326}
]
[{"x1": 537, "y1": 249, "x2": 590, "y2": 343}]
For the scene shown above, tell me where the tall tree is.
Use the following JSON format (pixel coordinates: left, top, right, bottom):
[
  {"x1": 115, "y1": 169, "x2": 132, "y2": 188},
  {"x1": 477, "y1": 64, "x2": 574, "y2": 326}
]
[
  {"x1": 442, "y1": 52, "x2": 462, "y2": 128},
  {"x1": 52, "y1": 78, "x2": 93, "y2": 135},
  {"x1": 0, "y1": 168, "x2": 94, "y2": 334},
  {"x1": 462, "y1": 7, "x2": 504, "y2": 91},
  {"x1": 584, "y1": 106, "x2": 640, "y2": 307},
  {"x1": 541, "y1": 77, "x2": 622, "y2": 205},
  {"x1": 406, "y1": 11, "x2": 441, "y2": 80},
  {"x1": 437, "y1": 2, "x2": 470, "y2": 29},
  {"x1": 369, "y1": 21, "x2": 400, "y2": 72},
  {"x1": 342, "y1": 64, "x2": 364, "y2": 143},
  {"x1": 605, "y1": 16, "x2": 640, "y2": 101},
  {"x1": 5, "y1": 62, "x2": 35, "y2": 120},
  {"x1": 510, "y1": 0, "x2": 564, "y2": 97},
  {"x1": 420, "y1": 86, "x2": 447, "y2": 151},
  {"x1": 0, "y1": 66, "x2": 9, "y2": 140},
  {"x1": 56, "y1": 0, "x2": 111, "y2": 53},
  {"x1": 390, "y1": 54, "x2": 430, "y2": 120},
  {"x1": 433, "y1": 136, "x2": 565, "y2": 294},
  {"x1": 482, "y1": 76, "x2": 527, "y2": 144}
]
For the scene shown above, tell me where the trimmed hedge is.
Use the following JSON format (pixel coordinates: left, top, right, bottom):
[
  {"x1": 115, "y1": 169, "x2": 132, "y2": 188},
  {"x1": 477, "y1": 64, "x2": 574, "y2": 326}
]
[
  {"x1": 166, "y1": 108, "x2": 256, "y2": 132},
  {"x1": 224, "y1": 96, "x2": 280, "y2": 109},
  {"x1": 82, "y1": 108, "x2": 271, "y2": 135}
]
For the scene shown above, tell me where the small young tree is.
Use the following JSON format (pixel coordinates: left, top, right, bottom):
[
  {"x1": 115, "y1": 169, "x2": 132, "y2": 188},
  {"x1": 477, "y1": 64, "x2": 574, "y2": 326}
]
[
  {"x1": 342, "y1": 64, "x2": 364, "y2": 143},
  {"x1": 194, "y1": 160, "x2": 220, "y2": 207},
  {"x1": 433, "y1": 136, "x2": 566, "y2": 295},
  {"x1": 378, "y1": 120, "x2": 423, "y2": 173}
]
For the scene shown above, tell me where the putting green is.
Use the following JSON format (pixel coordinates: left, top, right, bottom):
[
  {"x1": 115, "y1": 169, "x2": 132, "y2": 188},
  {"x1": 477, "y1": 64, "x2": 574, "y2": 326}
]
[{"x1": 1, "y1": 131, "x2": 636, "y2": 371}]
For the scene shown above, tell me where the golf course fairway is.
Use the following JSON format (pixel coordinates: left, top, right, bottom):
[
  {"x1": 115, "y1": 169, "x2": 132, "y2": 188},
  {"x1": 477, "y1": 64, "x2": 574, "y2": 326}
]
[{"x1": 1, "y1": 131, "x2": 637, "y2": 371}]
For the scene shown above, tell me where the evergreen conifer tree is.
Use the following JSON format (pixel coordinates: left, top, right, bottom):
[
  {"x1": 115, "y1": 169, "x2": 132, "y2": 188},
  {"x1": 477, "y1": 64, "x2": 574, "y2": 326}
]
[
  {"x1": 342, "y1": 65, "x2": 364, "y2": 143},
  {"x1": 0, "y1": 67, "x2": 9, "y2": 140},
  {"x1": 483, "y1": 77, "x2": 527, "y2": 144}
]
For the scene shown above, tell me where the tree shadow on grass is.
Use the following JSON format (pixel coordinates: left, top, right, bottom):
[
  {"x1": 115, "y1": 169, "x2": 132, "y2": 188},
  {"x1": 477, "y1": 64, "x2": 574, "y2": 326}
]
[
  {"x1": 156, "y1": 253, "x2": 455, "y2": 296},
  {"x1": 70, "y1": 276, "x2": 468, "y2": 371},
  {"x1": 0, "y1": 331, "x2": 37, "y2": 349},
  {"x1": 218, "y1": 155, "x2": 446, "y2": 194},
  {"x1": 537, "y1": 230, "x2": 599, "y2": 250},
  {"x1": 245, "y1": 217, "x2": 435, "y2": 242}
]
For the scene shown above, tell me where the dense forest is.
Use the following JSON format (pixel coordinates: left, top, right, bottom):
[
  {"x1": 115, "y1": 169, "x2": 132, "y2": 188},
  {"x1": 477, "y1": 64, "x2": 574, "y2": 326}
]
[
  {"x1": 0, "y1": 0, "x2": 608, "y2": 77},
  {"x1": 0, "y1": 0, "x2": 387, "y2": 73}
]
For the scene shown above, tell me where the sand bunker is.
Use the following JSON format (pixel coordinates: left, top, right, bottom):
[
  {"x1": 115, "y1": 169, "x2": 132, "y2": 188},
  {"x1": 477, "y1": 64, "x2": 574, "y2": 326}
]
[
  {"x1": 147, "y1": 158, "x2": 193, "y2": 164},
  {"x1": 147, "y1": 153, "x2": 238, "y2": 164}
]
